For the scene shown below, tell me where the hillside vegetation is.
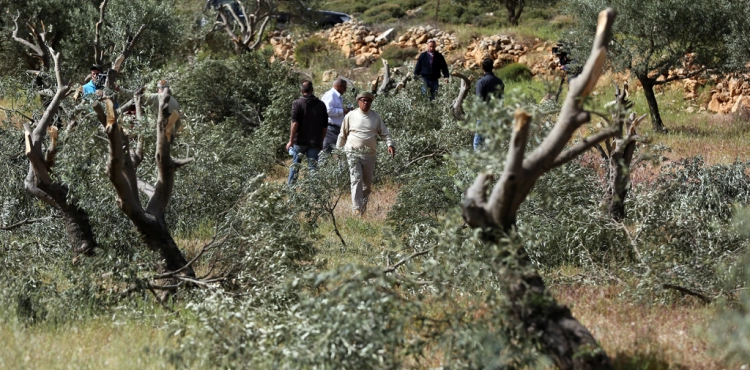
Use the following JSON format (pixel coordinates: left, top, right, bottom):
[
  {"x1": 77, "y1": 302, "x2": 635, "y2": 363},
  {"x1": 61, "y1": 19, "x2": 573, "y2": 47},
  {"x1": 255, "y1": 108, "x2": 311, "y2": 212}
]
[{"x1": 1, "y1": 0, "x2": 750, "y2": 369}]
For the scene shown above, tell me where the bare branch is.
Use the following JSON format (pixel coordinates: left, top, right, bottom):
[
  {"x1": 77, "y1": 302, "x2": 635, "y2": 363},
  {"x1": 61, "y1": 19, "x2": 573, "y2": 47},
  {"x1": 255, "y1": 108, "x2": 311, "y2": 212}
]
[
  {"x1": 0, "y1": 217, "x2": 52, "y2": 231},
  {"x1": 12, "y1": 12, "x2": 47, "y2": 67},
  {"x1": 450, "y1": 72, "x2": 471, "y2": 120},
  {"x1": 248, "y1": 15, "x2": 271, "y2": 51},
  {"x1": 94, "y1": 0, "x2": 109, "y2": 66},
  {"x1": 551, "y1": 126, "x2": 619, "y2": 168},
  {"x1": 662, "y1": 284, "x2": 712, "y2": 304},
  {"x1": 111, "y1": 24, "x2": 146, "y2": 73},
  {"x1": 377, "y1": 59, "x2": 392, "y2": 95},
  {"x1": 384, "y1": 246, "x2": 437, "y2": 274}
]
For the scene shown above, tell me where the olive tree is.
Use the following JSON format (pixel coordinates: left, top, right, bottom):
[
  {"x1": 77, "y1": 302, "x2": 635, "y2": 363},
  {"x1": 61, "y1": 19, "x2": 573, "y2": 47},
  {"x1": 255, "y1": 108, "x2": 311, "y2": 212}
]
[
  {"x1": 565, "y1": 0, "x2": 750, "y2": 132},
  {"x1": 460, "y1": 9, "x2": 621, "y2": 368}
]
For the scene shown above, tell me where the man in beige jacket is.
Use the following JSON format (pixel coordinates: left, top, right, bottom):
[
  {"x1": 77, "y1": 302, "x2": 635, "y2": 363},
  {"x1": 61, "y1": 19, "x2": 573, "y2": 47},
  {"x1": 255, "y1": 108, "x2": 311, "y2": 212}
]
[{"x1": 336, "y1": 92, "x2": 395, "y2": 215}]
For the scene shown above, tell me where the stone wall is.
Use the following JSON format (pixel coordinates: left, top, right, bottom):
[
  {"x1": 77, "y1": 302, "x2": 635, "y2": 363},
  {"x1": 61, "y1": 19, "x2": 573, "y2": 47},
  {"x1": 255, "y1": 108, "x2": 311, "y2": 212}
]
[
  {"x1": 391, "y1": 25, "x2": 459, "y2": 53},
  {"x1": 462, "y1": 35, "x2": 527, "y2": 69},
  {"x1": 315, "y1": 20, "x2": 395, "y2": 66}
]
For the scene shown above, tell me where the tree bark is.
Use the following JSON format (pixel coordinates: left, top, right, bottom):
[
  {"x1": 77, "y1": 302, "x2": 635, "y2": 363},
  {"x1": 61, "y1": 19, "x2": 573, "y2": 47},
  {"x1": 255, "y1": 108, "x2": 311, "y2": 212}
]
[
  {"x1": 461, "y1": 9, "x2": 619, "y2": 369},
  {"x1": 104, "y1": 90, "x2": 195, "y2": 277},
  {"x1": 639, "y1": 77, "x2": 665, "y2": 132},
  {"x1": 505, "y1": 0, "x2": 525, "y2": 26}
]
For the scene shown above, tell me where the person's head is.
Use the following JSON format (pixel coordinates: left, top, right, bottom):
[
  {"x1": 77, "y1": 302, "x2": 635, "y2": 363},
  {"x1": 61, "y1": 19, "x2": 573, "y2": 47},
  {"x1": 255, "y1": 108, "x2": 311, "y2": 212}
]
[
  {"x1": 157, "y1": 79, "x2": 169, "y2": 93},
  {"x1": 481, "y1": 58, "x2": 494, "y2": 73},
  {"x1": 355, "y1": 92, "x2": 375, "y2": 112},
  {"x1": 300, "y1": 80, "x2": 314, "y2": 95},
  {"x1": 90, "y1": 65, "x2": 102, "y2": 80},
  {"x1": 333, "y1": 78, "x2": 347, "y2": 95},
  {"x1": 427, "y1": 40, "x2": 437, "y2": 53}
]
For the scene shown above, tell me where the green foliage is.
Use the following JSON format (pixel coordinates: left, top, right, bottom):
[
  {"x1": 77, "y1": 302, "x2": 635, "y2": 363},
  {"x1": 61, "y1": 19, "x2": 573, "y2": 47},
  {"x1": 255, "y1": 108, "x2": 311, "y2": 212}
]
[
  {"x1": 0, "y1": 0, "x2": 186, "y2": 76},
  {"x1": 379, "y1": 45, "x2": 419, "y2": 65},
  {"x1": 362, "y1": 3, "x2": 406, "y2": 23},
  {"x1": 496, "y1": 63, "x2": 533, "y2": 82},
  {"x1": 294, "y1": 36, "x2": 332, "y2": 68},
  {"x1": 175, "y1": 50, "x2": 299, "y2": 128}
]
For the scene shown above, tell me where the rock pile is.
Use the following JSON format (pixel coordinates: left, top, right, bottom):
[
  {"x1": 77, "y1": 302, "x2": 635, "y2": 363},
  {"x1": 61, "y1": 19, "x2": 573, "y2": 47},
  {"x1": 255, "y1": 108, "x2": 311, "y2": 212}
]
[
  {"x1": 461, "y1": 35, "x2": 527, "y2": 69},
  {"x1": 268, "y1": 30, "x2": 297, "y2": 63},
  {"x1": 701, "y1": 74, "x2": 750, "y2": 114},
  {"x1": 315, "y1": 20, "x2": 394, "y2": 66},
  {"x1": 392, "y1": 26, "x2": 459, "y2": 53},
  {"x1": 529, "y1": 42, "x2": 566, "y2": 76}
]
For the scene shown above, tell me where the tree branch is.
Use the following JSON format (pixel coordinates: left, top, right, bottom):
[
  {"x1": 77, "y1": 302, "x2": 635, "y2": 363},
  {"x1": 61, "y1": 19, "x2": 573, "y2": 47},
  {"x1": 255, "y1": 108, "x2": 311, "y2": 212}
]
[
  {"x1": 0, "y1": 217, "x2": 52, "y2": 231},
  {"x1": 551, "y1": 126, "x2": 620, "y2": 168},
  {"x1": 94, "y1": 0, "x2": 109, "y2": 66},
  {"x1": 450, "y1": 72, "x2": 471, "y2": 120},
  {"x1": 384, "y1": 246, "x2": 437, "y2": 274}
]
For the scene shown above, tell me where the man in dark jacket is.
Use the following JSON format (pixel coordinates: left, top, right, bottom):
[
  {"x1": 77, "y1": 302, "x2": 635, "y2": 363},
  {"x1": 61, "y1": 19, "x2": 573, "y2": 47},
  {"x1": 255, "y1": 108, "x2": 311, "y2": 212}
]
[
  {"x1": 413, "y1": 39, "x2": 450, "y2": 100},
  {"x1": 286, "y1": 80, "x2": 329, "y2": 184},
  {"x1": 473, "y1": 58, "x2": 505, "y2": 150}
]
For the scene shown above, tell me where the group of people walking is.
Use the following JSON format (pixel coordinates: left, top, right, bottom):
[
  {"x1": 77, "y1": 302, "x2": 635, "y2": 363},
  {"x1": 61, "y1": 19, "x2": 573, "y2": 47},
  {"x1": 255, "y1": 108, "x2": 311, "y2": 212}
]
[{"x1": 286, "y1": 39, "x2": 504, "y2": 216}]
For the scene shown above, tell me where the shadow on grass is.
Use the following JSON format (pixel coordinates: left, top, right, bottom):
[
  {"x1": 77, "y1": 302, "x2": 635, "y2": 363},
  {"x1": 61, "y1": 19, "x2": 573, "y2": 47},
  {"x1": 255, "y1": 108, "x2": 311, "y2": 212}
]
[{"x1": 612, "y1": 351, "x2": 689, "y2": 370}]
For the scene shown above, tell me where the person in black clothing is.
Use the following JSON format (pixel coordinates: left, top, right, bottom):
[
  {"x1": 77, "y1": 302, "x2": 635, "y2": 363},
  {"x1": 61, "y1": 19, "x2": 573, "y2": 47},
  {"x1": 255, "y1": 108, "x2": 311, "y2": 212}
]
[
  {"x1": 413, "y1": 39, "x2": 450, "y2": 100},
  {"x1": 286, "y1": 80, "x2": 329, "y2": 185},
  {"x1": 473, "y1": 58, "x2": 505, "y2": 151}
]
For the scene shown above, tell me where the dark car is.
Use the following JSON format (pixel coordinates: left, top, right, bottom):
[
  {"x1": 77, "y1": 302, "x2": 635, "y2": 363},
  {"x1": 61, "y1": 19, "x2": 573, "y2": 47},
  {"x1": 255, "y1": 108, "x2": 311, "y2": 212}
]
[{"x1": 273, "y1": 9, "x2": 351, "y2": 29}]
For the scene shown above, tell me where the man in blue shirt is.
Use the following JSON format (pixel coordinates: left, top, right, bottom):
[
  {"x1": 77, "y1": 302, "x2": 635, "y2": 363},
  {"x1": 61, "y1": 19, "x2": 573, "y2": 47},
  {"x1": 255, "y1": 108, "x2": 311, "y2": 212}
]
[
  {"x1": 473, "y1": 58, "x2": 504, "y2": 150},
  {"x1": 413, "y1": 40, "x2": 450, "y2": 101},
  {"x1": 82, "y1": 65, "x2": 104, "y2": 96}
]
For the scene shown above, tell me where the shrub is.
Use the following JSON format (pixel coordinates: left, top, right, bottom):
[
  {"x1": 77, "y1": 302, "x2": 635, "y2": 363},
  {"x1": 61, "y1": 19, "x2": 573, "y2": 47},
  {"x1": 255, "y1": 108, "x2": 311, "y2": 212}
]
[
  {"x1": 362, "y1": 3, "x2": 406, "y2": 23},
  {"x1": 294, "y1": 36, "x2": 332, "y2": 68},
  {"x1": 380, "y1": 45, "x2": 419, "y2": 65},
  {"x1": 497, "y1": 63, "x2": 534, "y2": 82}
]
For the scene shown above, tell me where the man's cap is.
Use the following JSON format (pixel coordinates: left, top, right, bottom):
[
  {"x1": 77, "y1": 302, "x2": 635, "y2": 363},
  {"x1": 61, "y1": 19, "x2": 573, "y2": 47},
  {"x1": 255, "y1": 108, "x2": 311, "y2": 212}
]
[
  {"x1": 91, "y1": 64, "x2": 102, "y2": 71},
  {"x1": 355, "y1": 92, "x2": 375, "y2": 101}
]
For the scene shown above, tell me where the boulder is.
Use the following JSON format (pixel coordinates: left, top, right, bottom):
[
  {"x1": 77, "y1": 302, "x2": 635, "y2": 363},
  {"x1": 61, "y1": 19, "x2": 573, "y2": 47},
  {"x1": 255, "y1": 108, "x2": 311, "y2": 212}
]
[{"x1": 322, "y1": 69, "x2": 338, "y2": 82}]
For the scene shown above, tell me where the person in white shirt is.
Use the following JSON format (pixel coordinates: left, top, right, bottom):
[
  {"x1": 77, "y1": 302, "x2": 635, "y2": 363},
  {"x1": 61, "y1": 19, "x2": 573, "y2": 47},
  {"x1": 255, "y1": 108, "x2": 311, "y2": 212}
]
[
  {"x1": 320, "y1": 78, "x2": 351, "y2": 153},
  {"x1": 336, "y1": 92, "x2": 395, "y2": 215}
]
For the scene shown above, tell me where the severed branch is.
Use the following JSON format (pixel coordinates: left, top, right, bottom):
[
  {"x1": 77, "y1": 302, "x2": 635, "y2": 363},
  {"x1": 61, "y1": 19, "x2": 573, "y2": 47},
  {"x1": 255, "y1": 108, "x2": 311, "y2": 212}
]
[
  {"x1": 662, "y1": 284, "x2": 712, "y2": 304},
  {"x1": 0, "y1": 217, "x2": 52, "y2": 231},
  {"x1": 377, "y1": 59, "x2": 392, "y2": 95},
  {"x1": 384, "y1": 246, "x2": 437, "y2": 274},
  {"x1": 450, "y1": 72, "x2": 471, "y2": 120}
]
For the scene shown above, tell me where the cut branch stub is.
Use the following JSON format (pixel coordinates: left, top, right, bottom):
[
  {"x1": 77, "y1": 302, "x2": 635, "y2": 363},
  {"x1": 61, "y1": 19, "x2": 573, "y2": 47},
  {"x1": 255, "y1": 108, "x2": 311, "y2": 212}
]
[{"x1": 450, "y1": 72, "x2": 471, "y2": 120}]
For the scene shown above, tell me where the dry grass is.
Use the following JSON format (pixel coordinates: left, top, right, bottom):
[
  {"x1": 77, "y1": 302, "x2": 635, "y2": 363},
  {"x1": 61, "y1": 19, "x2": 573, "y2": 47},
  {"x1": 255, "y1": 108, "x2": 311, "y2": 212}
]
[
  {"x1": 0, "y1": 319, "x2": 172, "y2": 369},
  {"x1": 553, "y1": 285, "x2": 724, "y2": 369}
]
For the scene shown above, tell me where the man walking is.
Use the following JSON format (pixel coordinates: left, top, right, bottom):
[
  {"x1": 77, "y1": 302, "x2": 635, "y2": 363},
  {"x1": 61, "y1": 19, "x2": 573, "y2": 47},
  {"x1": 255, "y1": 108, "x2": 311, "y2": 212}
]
[
  {"x1": 473, "y1": 58, "x2": 505, "y2": 150},
  {"x1": 413, "y1": 39, "x2": 450, "y2": 100},
  {"x1": 337, "y1": 92, "x2": 395, "y2": 216},
  {"x1": 286, "y1": 80, "x2": 329, "y2": 184},
  {"x1": 321, "y1": 78, "x2": 352, "y2": 153}
]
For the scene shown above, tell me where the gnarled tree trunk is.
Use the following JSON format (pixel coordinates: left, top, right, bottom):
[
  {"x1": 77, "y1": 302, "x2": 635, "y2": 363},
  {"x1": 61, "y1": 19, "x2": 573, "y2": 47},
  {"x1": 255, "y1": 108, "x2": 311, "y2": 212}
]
[
  {"x1": 461, "y1": 9, "x2": 620, "y2": 369},
  {"x1": 505, "y1": 0, "x2": 525, "y2": 26},
  {"x1": 639, "y1": 76, "x2": 665, "y2": 133},
  {"x1": 102, "y1": 89, "x2": 195, "y2": 276}
]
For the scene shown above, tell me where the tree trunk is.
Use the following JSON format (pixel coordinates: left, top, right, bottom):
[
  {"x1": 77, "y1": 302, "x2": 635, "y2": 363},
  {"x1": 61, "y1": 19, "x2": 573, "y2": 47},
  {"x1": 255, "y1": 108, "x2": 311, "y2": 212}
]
[
  {"x1": 505, "y1": 254, "x2": 613, "y2": 370},
  {"x1": 505, "y1": 0, "x2": 524, "y2": 26},
  {"x1": 29, "y1": 178, "x2": 98, "y2": 255},
  {"x1": 604, "y1": 156, "x2": 628, "y2": 221},
  {"x1": 640, "y1": 77, "x2": 666, "y2": 133}
]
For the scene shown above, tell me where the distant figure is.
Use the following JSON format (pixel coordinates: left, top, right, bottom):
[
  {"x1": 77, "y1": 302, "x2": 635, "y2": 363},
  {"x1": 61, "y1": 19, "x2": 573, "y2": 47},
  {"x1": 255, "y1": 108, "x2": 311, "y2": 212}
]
[
  {"x1": 321, "y1": 78, "x2": 352, "y2": 153},
  {"x1": 286, "y1": 80, "x2": 329, "y2": 185},
  {"x1": 413, "y1": 39, "x2": 450, "y2": 100},
  {"x1": 82, "y1": 65, "x2": 106, "y2": 96},
  {"x1": 473, "y1": 58, "x2": 505, "y2": 151},
  {"x1": 337, "y1": 92, "x2": 395, "y2": 216}
]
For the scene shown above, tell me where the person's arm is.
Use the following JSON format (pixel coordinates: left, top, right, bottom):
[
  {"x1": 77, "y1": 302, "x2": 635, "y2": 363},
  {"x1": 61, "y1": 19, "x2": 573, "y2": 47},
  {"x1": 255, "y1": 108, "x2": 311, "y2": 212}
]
[
  {"x1": 413, "y1": 53, "x2": 422, "y2": 76},
  {"x1": 476, "y1": 78, "x2": 483, "y2": 98},
  {"x1": 287, "y1": 101, "x2": 301, "y2": 151},
  {"x1": 440, "y1": 55, "x2": 450, "y2": 79},
  {"x1": 287, "y1": 121, "x2": 298, "y2": 151},
  {"x1": 322, "y1": 91, "x2": 344, "y2": 118},
  {"x1": 377, "y1": 116, "x2": 394, "y2": 157},
  {"x1": 336, "y1": 115, "x2": 349, "y2": 148}
]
